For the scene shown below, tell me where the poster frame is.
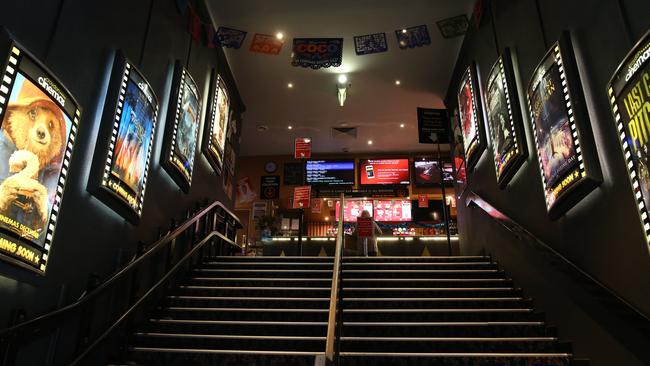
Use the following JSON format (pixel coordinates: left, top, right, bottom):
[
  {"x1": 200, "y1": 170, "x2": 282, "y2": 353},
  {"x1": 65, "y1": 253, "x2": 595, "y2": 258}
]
[
  {"x1": 202, "y1": 68, "x2": 230, "y2": 175},
  {"x1": 457, "y1": 62, "x2": 487, "y2": 171}
]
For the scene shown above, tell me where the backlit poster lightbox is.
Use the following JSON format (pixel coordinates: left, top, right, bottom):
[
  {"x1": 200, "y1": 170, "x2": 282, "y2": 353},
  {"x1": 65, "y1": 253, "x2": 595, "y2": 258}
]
[
  {"x1": 202, "y1": 69, "x2": 230, "y2": 174},
  {"x1": 457, "y1": 62, "x2": 486, "y2": 170},
  {"x1": 485, "y1": 49, "x2": 527, "y2": 187},
  {"x1": 526, "y1": 33, "x2": 601, "y2": 219},
  {"x1": 161, "y1": 61, "x2": 201, "y2": 192},
  {"x1": 89, "y1": 52, "x2": 158, "y2": 224},
  {"x1": 0, "y1": 31, "x2": 81, "y2": 273},
  {"x1": 607, "y1": 30, "x2": 650, "y2": 251}
]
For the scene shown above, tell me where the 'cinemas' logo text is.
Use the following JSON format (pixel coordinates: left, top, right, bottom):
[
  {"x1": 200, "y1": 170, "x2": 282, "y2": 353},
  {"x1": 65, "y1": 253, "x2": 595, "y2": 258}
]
[
  {"x1": 623, "y1": 70, "x2": 650, "y2": 147},
  {"x1": 38, "y1": 77, "x2": 66, "y2": 107}
]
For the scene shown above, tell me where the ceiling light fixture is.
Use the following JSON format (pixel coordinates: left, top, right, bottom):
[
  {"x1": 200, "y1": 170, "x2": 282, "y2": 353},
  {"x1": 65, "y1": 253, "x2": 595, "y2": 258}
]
[
  {"x1": 401, "y1": 29, "x2": 407, "y2": 34},
  {"x1": 337, "y1": 74, "x2": 350, "y2": 107},
  {"x1": 400, "y1": 123, "x2": 405, "y2": 128},
  {"x1": 367, "y1": 140, "x2": 373, "y2": 145},
  {"x1": 287, "y1": 83, "x2": 293, "y2": 88},
  {"x1": 395, "y1": 80, "x2": 401, "y2": 85},
  {"x1": 276, "y1": 32, "x2": 284, "y2": 40},
  {"x1": 288, "y1": 125, "x2": 293, "y2": 130}
]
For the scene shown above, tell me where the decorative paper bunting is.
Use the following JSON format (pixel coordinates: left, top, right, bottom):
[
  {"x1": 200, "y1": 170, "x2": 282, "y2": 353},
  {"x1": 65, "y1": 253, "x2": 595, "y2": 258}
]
[
  {"x1": 395, "y1": 25, "x2": 431, "y2": 49},
  {"x1": 216, "y1": 27, "x2": 247, "y2": 49},
  {"x1": 250, "y1": 33, "x2": 284, "y2": 55},
  {"x1": 436, "y1": 15, "x2": 469, "y2": 39},
  {"x1": 353, "y1": 32, "x2": 388, "y2": 55},
  {"x1": 291, "y1": 38, "x2": 343, "y2": 69}
]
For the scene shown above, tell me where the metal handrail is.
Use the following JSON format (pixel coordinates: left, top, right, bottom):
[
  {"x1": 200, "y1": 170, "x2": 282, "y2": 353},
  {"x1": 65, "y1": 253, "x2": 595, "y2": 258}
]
[
  {"x1": 69, "y1": 230, "x2": 232, "y2": 366},
  {"x1": 465, "y1": 190, "x2": 650, "y2": 326},
  {"x1": 0, "y1": 199, "x2": 241, "y2": 365},
  {"x1": 322, "y1": 193, "x2": 345, "y2": 365}
]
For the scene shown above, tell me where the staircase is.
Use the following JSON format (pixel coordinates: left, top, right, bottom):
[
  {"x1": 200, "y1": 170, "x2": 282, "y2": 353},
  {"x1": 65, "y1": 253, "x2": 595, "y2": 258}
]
[
  {"x1": 118, "y1": 255, "x2": 583, "y2": 366},
  {"x1": 124, "y1": 256, "x2": 333, "y2": 366},
  {"x1": 339, "y1": 256, "x2": 575, "y2": 366}
]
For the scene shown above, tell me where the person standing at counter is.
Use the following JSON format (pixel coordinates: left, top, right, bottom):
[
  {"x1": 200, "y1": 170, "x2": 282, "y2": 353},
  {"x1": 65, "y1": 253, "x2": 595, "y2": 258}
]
[{"x1": 355, "y1": 210, "x2": 382, "y2": 256}]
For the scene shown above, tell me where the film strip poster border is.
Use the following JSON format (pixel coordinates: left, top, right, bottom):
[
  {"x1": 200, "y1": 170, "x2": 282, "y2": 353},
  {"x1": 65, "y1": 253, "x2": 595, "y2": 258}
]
[
  {"x1": 607, "y1": 30, "x2": 650, "y2": 251},
  {"x1": 526, "y1": 33, "x2": 601, "y2": 218},
  {"x1": 162, "y1": 62, "x2": 201, "y2": 192},
  {"x1": 0, "y1": 37, "x2": 81, "y2": 274},
  {"x1": 93, "y1": 54, "x2": 158, "y2": 224},
  {"x1": 485, "y1": 49, "x2": 527, "y2": 188},
  {"x1": 457, "y1": 63, "x2": 486, "y2": 170},
  {"x1": 202, "y1": 69, "x2": 230, "y2": 174}
]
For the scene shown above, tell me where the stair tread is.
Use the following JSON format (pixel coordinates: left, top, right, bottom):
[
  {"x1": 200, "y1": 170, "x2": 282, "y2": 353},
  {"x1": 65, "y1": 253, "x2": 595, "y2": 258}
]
[
  {"x1": 179, "y1": 286, "x2": 330, "y2": 290},
  {"x1": 344, "y1": 297, "x2": 524, "y2": 301},
  {"x1": 344, "y1": 287, "x2": 516, "y2": 291},
  {"x1": 164, "y1": 307, "x2": 329, "y2": 312},
  {"x1": 343, "y1": 321, "x2": 545, "y2": 326},
  {"x1": 341, "y1": 336, "x2": 556, "y2": 341},
  {"x1": 343, "y1": 308, "x2": 533, "y2": 313},
  {"x1": 135, "y1": 332, "x2": 326, "y2": 340},
  {"x1": 130, "y1": 347, "x2": 321, "y2": 355},
  {"x1": 150, "y1": 319, "x2": 327, "y2": 325},
  {"x1": 343, "y1": 278, "x2": 509, "y2": 282},
  {"x1": 190, "y1": 277, "x2": 331, "y2": 281},
  {"x1": 340, "y1": 351, "x2": 571, "y2": 357},
  {"x1": 168, "y1": 296, "x2": 330, "y2": 301},
  {"x1": 343, "y1": 262, "x2": 494, "y2": 266}
]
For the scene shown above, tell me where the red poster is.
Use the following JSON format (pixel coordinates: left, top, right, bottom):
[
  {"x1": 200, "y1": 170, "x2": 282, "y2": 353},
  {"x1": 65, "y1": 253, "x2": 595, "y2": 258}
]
[
  {"x1": 294, "y1": 138, "x2": 312, "y2": 159},
  {"x1": 250, "y1": 33, "x2": 284, "y2": 55},
  {"x1": 359, "y1": 159, "x2": 410, "y2": 185},
  {"x1": 418, "y1": 194, "x2": 428, "y2": 208},
  {"x1": 311, "y1": 198, "x2": 322, "y2": 213},
  {"x1": 357, "y1": 217, "x2": 373, "y2": 237},
  {"x1": 293, "y1": 186, "x2": 311, "y2": 209}
]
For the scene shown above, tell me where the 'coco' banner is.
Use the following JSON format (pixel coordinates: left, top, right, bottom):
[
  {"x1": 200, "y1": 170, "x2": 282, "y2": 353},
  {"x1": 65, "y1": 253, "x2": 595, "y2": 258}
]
[{"x1": 291, "y1": 38, "x2": 343, "y2": 69}]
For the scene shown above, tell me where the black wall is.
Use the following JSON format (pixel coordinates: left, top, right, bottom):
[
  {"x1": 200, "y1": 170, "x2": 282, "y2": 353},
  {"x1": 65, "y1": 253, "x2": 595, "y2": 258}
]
[
  {"x1": 0, "y1": 0, "x2": 243, "y2": 328},
  {"x1": 448, "y1": 1, "x2": 649, "y2": 365}
]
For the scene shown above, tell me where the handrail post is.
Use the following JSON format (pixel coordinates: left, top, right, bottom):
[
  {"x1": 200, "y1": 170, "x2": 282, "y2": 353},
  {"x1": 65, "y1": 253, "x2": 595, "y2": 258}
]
[{"x1": 321, "y1": 193, "x2": 345, "y2": 365}]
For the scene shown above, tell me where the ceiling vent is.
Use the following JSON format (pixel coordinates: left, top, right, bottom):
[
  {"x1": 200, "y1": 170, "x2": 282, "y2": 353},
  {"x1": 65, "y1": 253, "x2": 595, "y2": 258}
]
[{"x1": 331, "y1": 127, "x2": 357, "y2": 140}]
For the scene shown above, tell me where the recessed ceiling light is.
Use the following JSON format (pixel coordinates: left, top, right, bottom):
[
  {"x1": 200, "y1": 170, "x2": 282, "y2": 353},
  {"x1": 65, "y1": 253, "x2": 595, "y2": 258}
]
[
  {"x1": 367, "y1": 140, "x2": 373, "y2": 145},
  {"x1": 401, "y1": 29, "x2": 407, "y2": 34},
  {"x1": 400, "y1": 123, "x2": 405, "y2": 128},
  {"x1": 338, "y1": 74, "x2": 348, "y2": 84},
  {"x1": 287, "y1": 83, "x2": 293, "y2": 88},
  {"x1": 395, "y1": 80, "x2": 401, "y2": 85},
  {"x1": 276, "y1": 32, "x2": 284, "y2": 40},
  {"x1": 288, "y1": 125, "x2": 293, "y2": 130}
]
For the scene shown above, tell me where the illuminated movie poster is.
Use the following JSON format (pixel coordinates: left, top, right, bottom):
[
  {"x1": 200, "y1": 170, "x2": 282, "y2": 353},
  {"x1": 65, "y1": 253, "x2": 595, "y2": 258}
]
[
  {"x1": 162, "y1": 62, "x2": 201, "y2": 192},
  {"x1": 457, "y1": 64, "x2": 485, "y2": 169},
  {"x1": 608, "y1": 31, "x2": 650, "y2": 250},
  {"x1": 485, "y1": 50, "x2": 527, "y2": 187},
  {"x1": 203, "y1": 70, "x2": 230, "y2": 174},
  {"x1": 0, "y1": 34, "x2": 80, "y2": 273},
  {"x1": 90, "y1": 53, "x2": 157, "y2": 223},
  {"x1": 527, "y1": 35, "x2": 600, "y2": 218}
]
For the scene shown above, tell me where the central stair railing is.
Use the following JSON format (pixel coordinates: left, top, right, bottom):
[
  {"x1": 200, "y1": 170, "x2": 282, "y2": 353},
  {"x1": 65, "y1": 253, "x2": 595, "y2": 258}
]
[{"x1": 317, "y1": 193, "x2": 345, "y2": 366}]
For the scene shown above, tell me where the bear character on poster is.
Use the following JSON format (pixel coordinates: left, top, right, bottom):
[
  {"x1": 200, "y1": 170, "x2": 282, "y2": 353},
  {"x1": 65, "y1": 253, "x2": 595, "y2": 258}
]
[{"x1": 0, "y1": 79, "x2": 66, "y2": 239}]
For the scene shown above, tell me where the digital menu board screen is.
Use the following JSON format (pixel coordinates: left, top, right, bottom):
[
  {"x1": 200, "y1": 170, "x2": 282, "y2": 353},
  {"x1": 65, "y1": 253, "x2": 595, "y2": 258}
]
[
  {"x1": 359, "y1": 159, "x2": 410, "y2": 185},
  {"x1": 373, "y1": 200, "x2": 412, "y2": 222},
  {"x1": 414, "y1": 160, "x2": 453, "y2": 186},
  {"x1": 306, "y1": 160, "x2": 355, "y2": 185},
  {"x1": 335, "y1": 200, "x2": 373, "y2": 222}
]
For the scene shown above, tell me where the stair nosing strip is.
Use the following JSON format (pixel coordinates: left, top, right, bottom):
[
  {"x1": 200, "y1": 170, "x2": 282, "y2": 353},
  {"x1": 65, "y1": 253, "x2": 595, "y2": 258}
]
[
  {"x1": 167, "y1": 296, "x2": 330, "y2": 301},
  {"x1": 164, "y1": 307, "x2": 329, "y2": 312},
  {"x1": 338, "y1": 352, "x2": 572, "y2": 358},
  {"x1": 340, "y1": 336, "x2": 557, "y2": 341},
  {"x1": 179, "y1": 286, "x2": 330, "y2": 290},
  {"x1": 343, "y1": 297, "x2": 524, "y2": 301},
  {"x1": 134, "y1": 332, "x2": 326, "y2": 341},
  {"x1": 342, "y1": 308, "x2": 533, "y2": 313},
  {"x1": 342, "y1": 321, "x2": 545, "y2": 326},
  {"x1": 129, "y1": 347, "x2": 322, "y2": 356},
  {"x1": 149, "y1": 319, "x2": 327, "y2": 325},
  {"x1": 342, "y1": 278, "x2": 508, "y2": 282},
  {"x1": 343, "y1": 287, "x2": 517, "y2": 291}
]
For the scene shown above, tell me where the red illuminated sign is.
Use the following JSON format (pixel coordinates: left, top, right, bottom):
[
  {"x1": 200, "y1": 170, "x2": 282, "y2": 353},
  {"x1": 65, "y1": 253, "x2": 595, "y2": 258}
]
[
  {"x1": 335, "y1": 200, "x2": 373, "y2": 222},
  {"x1": 292, "y1": 186, "x2": 311, "y2": 209},
  {"x1": 360, "y1": 159, "x2": 410, "y2": 185},
  {"x1": 357, "y1": 217, "x2": 373, "y2": 237},
  {"x1": 294, "y1": 137, "x2": 311, "y2": 159},
  {"x1": 374, "y1": 200, "x2": 412, "y2": 222}
]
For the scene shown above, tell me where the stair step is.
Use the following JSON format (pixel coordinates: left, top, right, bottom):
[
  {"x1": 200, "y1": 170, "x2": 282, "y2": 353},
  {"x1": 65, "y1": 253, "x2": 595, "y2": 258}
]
[
  {"x1": 165, "y1": 295, "x2": 330, "y2": 308},
  {"x1": 159, "y1": 307, "x2": 329, "y2": 321},
  {"x1": 343, "y1": 256, "x2": 490, "y2": 262},
  {"x1": 342, "y1": 321, "x2": 552, "y2": 337},
  {"x1": 343, "y1": 269, "x2": 505, "y2": 279},
  {"x1": 132, "y1": 332, "x2": 325, "y2": 351},
  {"x1": 342, "y1": 308, "x2": 542, "y2": 322},
  {"x1": 343, "y1": 297, "x2": 531, "y2": 309},
  {"x1": 146, "y1": 318, "x2": 327, "y2": 336},
  {"x1": 340, "y1": 336, "x2": 559, "y2": 353},
  {"x1": 128, "y1": 347, "x2": 318, "y2": 366},
  {"x1": 342, "y1": 278, "x2": 513, "y2": 288},
  {"x1": 343, "y1": 287, "x2": 522, "y2": 298}
]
